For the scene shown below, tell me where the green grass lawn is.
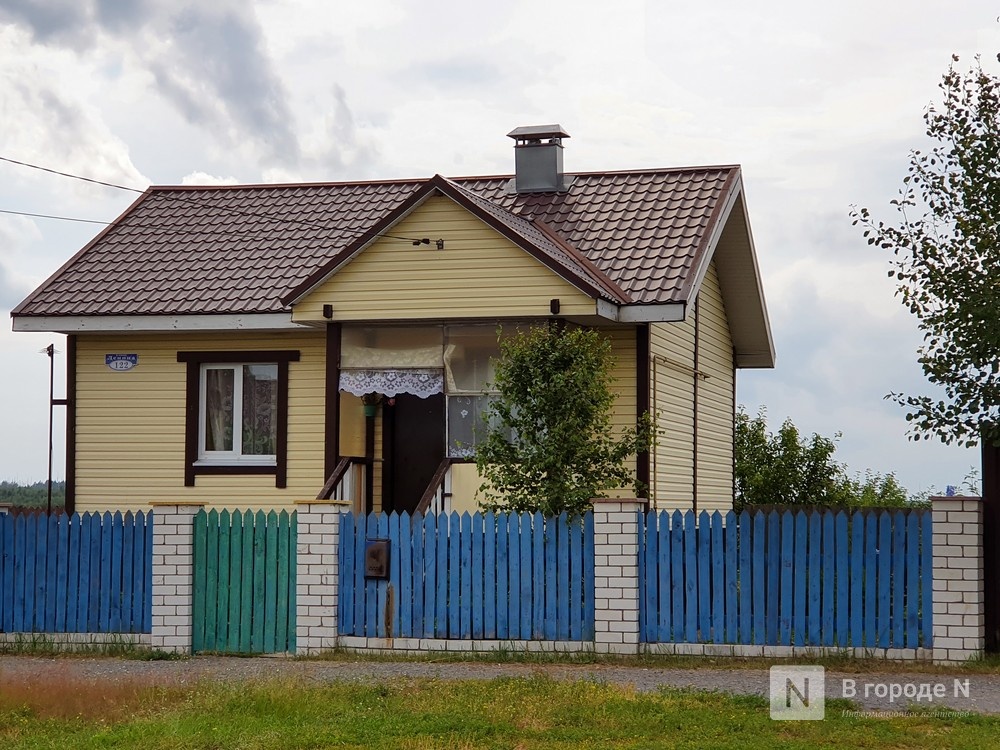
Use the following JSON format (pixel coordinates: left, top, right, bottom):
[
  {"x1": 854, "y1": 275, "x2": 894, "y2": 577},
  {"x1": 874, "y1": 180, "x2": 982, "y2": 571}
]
[{"x1": 0, "y1": 674, "x2": 997, "y2": 749}]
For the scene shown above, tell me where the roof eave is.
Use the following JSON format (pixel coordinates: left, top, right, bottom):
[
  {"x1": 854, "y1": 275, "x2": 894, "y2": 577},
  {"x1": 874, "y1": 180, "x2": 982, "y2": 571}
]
[{"x1": 10, "y1": 312, "x2": 302, "y2": 334}]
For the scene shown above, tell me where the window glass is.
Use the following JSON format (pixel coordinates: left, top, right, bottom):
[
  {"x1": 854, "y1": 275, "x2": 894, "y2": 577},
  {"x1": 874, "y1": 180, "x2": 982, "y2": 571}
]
[
  {"x1": 200, "y1": 363, "x2": 277, "y2": 461},
  {"x1": 447, "y1": 395, "x2": 492, "y2": 457},
  {"x1": 341, "y1": 326, "x2": 443, "y2": 368},
  {"x1": 242, "y1": 364, "x2": 278, "y2": 455},
  {"x1": 204, "y1": 368, "x2": 234, "y2": 451},
  {"x1": 444, "y1": 326, "x2": 502, "y2": 392}
]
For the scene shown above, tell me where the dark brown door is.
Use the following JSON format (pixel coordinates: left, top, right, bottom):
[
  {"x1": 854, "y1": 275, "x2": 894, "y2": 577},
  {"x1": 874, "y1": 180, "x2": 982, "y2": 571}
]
[{"x1": 383, "y1": 393, "x2": 445, "y2": 514}]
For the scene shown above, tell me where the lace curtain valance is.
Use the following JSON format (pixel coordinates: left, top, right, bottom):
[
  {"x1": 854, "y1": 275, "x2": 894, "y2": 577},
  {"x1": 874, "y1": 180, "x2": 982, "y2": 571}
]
[{"x1": 339, "y1": 368, "x2": 444, "y2": 399}]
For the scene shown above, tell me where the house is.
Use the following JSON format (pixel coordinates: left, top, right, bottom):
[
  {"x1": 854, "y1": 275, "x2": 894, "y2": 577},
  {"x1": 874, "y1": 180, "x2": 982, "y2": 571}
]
[{"x1": 11, "y1": 125, "x2": 774, "y2": 515}]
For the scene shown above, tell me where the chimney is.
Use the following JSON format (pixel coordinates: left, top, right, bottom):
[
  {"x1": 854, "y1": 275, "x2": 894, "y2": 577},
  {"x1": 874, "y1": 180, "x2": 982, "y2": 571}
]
[{"x1": 507, "y1": 124, "x2": 572, "y2": 193}]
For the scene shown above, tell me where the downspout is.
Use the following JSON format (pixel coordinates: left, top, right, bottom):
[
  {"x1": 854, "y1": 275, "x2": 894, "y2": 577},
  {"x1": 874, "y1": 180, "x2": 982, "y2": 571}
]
[{"x1": 692, "y1": 299, "x2": 699, "y2": 512}]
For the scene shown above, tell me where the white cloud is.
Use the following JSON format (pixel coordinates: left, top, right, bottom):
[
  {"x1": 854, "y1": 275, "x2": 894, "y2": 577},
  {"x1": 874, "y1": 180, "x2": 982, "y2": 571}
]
[{"x1": 1, "y1": 0, "x2": 998, "y2": 493}]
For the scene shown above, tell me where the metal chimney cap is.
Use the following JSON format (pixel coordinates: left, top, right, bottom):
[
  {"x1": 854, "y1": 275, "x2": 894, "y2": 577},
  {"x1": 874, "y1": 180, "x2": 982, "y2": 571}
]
[{"x1": 507, "y1": 124, "x2": 570, "y2": 141}]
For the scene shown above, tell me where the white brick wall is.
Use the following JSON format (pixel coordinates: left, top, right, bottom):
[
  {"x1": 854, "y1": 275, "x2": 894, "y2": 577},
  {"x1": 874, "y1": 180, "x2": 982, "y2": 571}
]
[
  {"x1": 592, "y1": 498, "x2": 644, "y2": 654},
  {"x1": 295, "y1": 500, "x2": 350, "y2": 655},
  {"x1": 932, "y1": 497, "x2": 985, "y2": 664},
  {"x1": 150, "y1": 503, "x2": 203, "y2": 654}
]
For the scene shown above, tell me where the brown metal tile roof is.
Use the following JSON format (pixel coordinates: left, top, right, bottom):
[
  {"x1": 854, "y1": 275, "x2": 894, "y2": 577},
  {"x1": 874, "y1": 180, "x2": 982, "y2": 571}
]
[{"x1": 12, "y1": 166, "x2": 740, "y2": 317}]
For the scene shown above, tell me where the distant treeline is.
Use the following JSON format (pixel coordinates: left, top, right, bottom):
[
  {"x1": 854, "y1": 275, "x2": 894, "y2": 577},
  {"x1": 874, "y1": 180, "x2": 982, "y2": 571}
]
[{"x1": 0, "y1": 481, "x2": 66, "y2": 509}]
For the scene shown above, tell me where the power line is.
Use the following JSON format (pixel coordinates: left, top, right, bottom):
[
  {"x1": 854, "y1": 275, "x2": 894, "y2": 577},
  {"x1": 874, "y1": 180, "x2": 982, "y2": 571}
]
[
  {"x1": 0, "y1": 155, "x2": 145, "y2": 194},
  {"x1": 0, "y1": 154, "x2": 439, "y2": 245},
  {"x1": 0, "y1": 208, "x2": 109, "y2": 225}
]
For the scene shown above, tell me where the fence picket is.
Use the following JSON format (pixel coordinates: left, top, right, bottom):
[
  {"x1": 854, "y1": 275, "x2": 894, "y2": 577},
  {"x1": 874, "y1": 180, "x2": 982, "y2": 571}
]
[
  {"x1": 904, "y1": 511, "x2": 919, "y2": 649},
  {"x1": 877, "y1": 512, "x2": 892, "y2": 648},
  {"x1": 483, "y1": 511, "x2": 496, "y2": 639},
  {"x1": 851, "y1": 511, "x2": 864, "y2": 646},
  {"x1": 398, "y1": 512, "x2": 412, "y2": 639},
  {"x1": 821, "y1": 512, "x2": 834, "y2": 647},
  {"x1": 737, "y1": 511, "x2": 751, "y2": 643},
  {"x1": 791, "y1": 510, "x2": 809, "y2": 646},
  {"x1": 45, "y1": 513, "x2": 60, "y2": 632},
  {"x1": 388, "y1": 512, "x2": 401, "y2": 638},
  {"x1": 471, "y1": 512, "x2": 483, "y2": 639},
  {"x1": 409, "y1": 512, "x2": 422, "y2": 639},
  {"x1": 496, "y1": 513, "x2": 508, "y2": 640},
  {"x1": 724, "y1": 511, "x2": 737, "y2": 644},
  {"x1": 422, "y1": 512, "x2": 437, "y2": 639},
  {"x1": 710, "y1": 513, "x2": 724, "y2": 642},
  {"x1": 891, "y1": 513, "x2": 906, "y2": 648},
  {"x1": 460, "y1": 512, "x2": 473, "y2": 640},
  {"x1": 583, "y1": 510, "x2": 595, "y2": 641},
  {"x1": 864, "y1": 513, "x2": 878, "y2": 647},
  {"x1": 1, "y1": 515, "x2": 13, "y2": 632},
  {"x1": 684, "y1": 511, "x2": 698, "y2": 642},
  {"x1": 571, "y1": 515, "x2": 584, "y2": 641},
  {"x1": 448, "y1": 512, "x2": 461, "y2": 638},
  {"x1": 556, "y1": 513, "x2": 571, "y2": 641},
  {"x1": 228, "y1": 512, "x2": 245, "y2": 651},
  {"x1": 780, "y1": 512, "x2": 795, "y2": 647},
  {"x1": 807, "y1": 511, "x2": 822, "y2": 646},
  {"x1": 518, "y1": 513, "x2": 531, "y2": 639},
  {"x1": 657, "y1": 512, "x2": 671, "y2": 643},
  {"x1": 544, "y1": 513, "x2": 557, "y2": 641}
]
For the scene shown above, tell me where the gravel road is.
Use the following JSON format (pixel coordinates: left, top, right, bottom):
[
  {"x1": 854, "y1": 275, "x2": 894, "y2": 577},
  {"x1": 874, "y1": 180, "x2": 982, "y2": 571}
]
[{"x1": 1, "y1": 656, "x2": 998, "y2": 717}]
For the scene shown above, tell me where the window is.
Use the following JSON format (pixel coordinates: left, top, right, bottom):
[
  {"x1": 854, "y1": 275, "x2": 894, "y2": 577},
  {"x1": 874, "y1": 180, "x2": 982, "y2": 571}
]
[
  {"x1": 444, "y1": 326, "x2": 507, "y2": 457},
  {"x1": 178, "y1": 350, "x2": 300, "y2": 488},
  {"x1": 200, "y1": 364, "x2": 278, "y2": 462}
]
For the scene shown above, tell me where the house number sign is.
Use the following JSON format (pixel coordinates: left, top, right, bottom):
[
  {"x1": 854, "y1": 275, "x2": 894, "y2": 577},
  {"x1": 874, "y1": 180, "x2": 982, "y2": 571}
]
[{"x1": 105, "y1": 354, "x2": 138, "y2": 371}]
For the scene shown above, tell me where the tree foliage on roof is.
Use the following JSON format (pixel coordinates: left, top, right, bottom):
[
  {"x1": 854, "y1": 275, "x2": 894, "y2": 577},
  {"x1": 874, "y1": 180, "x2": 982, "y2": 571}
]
[{"x1": 852, "y1": 54, "x2": 1000, "y2": 447}]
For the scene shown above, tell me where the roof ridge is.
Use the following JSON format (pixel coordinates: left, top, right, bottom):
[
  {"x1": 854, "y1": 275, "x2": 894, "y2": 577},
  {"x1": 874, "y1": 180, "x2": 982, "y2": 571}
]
[{"x1": 143, "y1": 164, "x2": 743, "y2": 192}]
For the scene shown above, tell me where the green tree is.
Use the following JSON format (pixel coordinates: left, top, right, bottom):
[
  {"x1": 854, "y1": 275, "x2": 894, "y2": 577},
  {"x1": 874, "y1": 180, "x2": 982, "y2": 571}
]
[
  {"x1": 852, "y1": 55, "x2": 1000, "y2": 447},
  {"x1": 735, "y1": 407, "x2": 910, "y2": 510},
  {"x1": 475, "y1": 326, "x2": 655, "y2": 517}
]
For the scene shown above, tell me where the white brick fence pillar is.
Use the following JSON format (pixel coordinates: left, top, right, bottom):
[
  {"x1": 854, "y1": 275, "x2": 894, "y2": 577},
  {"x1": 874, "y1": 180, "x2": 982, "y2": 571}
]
[
  {"x1": 295, "y1": 500, "x2": 351, "y2": 655},
  {"x1": 149, "y1": 502, "x2": 204, "y2": 654},
  {"x1": 932, "y1": 496, "x2": 985, "y2": 663},
  {"x1": 592, "y1": 498, "x2": 645, "y2": 654}
]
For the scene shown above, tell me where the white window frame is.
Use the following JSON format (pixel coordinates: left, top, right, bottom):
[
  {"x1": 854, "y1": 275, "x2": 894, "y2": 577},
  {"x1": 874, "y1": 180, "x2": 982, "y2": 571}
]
[{"x1": 197, "y1": 363, "x2": 277, "y2": 466}]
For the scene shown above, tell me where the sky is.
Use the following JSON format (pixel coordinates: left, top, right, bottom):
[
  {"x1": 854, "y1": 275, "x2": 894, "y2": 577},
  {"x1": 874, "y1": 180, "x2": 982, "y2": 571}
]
[{"x1": 0, "y1": 0, "x2": 996, "y2": 495}]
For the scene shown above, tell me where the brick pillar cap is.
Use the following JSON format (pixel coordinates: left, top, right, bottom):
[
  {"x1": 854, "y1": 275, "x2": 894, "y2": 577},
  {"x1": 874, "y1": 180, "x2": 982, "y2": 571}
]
[
  {"x1": 148, "y1": 501, "x2": 207, "y2": 507},
  {"x1": 591, "y1": 497, "x2": 649, "y2": 510},
  {"x1": 295, "y1": 499, "x2": 352, "y2": 507}
]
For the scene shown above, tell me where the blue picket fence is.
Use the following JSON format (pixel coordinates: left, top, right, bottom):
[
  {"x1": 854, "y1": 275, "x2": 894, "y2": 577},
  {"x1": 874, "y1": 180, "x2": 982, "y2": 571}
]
[
  {"x1": 339, "y1": 511, "x2": 595, "y2": 641},
  {"x1": 638, "y1": 509, "x2": 933, "y2": 648},
  {"x1": 0, "y1": 511, "x2": 153, "y2": 634}
]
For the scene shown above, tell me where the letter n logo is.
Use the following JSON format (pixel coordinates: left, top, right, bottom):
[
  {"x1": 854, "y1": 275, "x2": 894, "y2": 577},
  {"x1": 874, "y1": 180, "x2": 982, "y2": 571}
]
[{"x1": 770, "y1": 666, "x2": 825, "y2": 720}]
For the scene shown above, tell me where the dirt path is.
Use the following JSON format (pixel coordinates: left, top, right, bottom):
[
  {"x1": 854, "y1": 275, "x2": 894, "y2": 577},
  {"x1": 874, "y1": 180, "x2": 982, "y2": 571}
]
[{"x1": 1, "y1": 655, "x2": 998, "y2": 716}]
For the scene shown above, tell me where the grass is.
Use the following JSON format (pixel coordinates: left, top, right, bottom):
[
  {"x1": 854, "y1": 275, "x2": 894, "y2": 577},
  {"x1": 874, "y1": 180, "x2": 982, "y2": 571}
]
[
  {"x1": 0, "y1": 672, "x2": 996, "y2": 749},
  {"x1": 0, "y1": 633, "x2": 158, "y2": 658}
]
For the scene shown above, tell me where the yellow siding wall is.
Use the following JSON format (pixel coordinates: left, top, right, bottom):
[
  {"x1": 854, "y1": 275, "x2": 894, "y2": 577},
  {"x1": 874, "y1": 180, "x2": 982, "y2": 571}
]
[
  {"x1": 293, "y1": 196, "x2": 598, "y2": 322},
  {"x1": 649, "y1": 261, "x2": 735, "y2": 511},
  {"x1": 74, "y1": 331, "x2": 326, "y2": 512},
  {"x1": 696, "y1": 263, "x2": 735, "y2": 511},
  {"x1": 450, "y1": 462, "x2": 481, "y2": 513},
  {"x1": 650, "y1": 318, "x2": 695, "y2": 508}
]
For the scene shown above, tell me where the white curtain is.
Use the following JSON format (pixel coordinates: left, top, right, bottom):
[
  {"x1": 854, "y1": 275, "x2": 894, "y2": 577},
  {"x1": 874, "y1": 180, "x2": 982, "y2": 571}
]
[{"x1": 339, "y1": 368, "x2": 444, "y2": 398}]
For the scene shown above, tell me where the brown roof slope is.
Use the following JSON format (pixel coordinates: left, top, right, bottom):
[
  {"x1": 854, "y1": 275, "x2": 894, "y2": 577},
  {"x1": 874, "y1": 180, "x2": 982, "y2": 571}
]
[
  {"x1": 12, "y1": 167, "x2": 739, "y2": 317},
  {"x1": 453, "y1": 167, "x2": 737, "y2": 305}
]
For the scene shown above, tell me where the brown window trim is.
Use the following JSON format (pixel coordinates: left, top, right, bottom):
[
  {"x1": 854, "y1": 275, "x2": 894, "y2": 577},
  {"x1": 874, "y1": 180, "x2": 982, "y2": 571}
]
[{"x1": 177, "y1": 350, "x2": 301, "y2": 488}]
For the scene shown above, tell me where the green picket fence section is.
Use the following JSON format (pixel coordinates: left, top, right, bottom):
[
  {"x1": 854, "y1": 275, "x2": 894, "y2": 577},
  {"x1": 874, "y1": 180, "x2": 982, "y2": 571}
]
[{"x1": 192, "y1": 509, "x2": 296, "y2": 654}]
